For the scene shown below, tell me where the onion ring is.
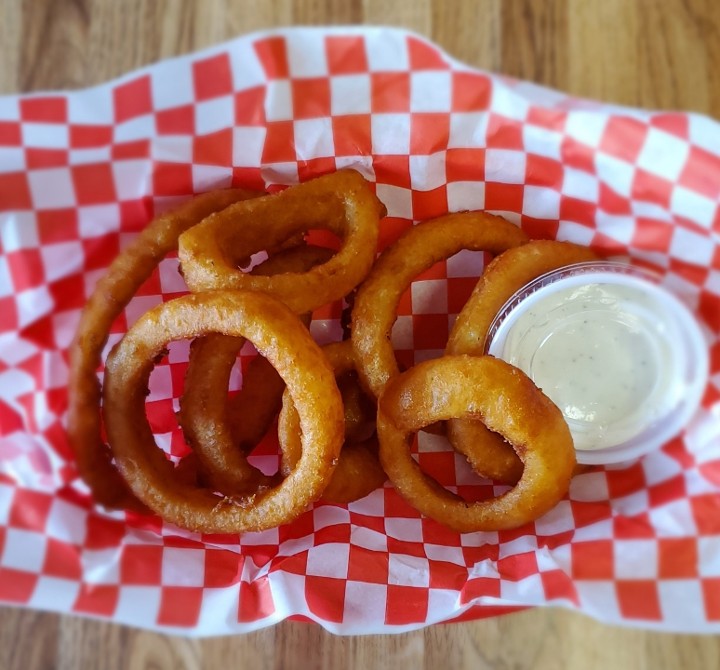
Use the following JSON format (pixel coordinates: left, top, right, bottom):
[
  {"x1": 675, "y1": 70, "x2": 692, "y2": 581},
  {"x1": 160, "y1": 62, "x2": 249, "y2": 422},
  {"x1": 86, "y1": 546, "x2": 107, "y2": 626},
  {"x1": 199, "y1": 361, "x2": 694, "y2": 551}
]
[
  {"x1": 278, "y1": 341, "x2": 385, "y2": 504},
  {"x1": 318, "y1": 439, "x2": 385, "y2": 505},
  {"x1": 179, "y1": 246, "x2": 332, "y2": 493},
  {"x1": 445, "y1": 241, "x2": 599, "y2": 484},
  {"x1": 178, "y1": 170, "x2": 384, "y2": 313},
  {"x1": 351, "y1": 211, "x2": 528, "y2": 401},
  {"x1": 377, "y1": 355, "x2": 576, "y2": 532},
  {"x1": 102, "y1": 290, "x2": 345, "y2": 533},
  {"x1": 174, "y1": 451, "x2": 201, "y2": 486},
  {"x1": 67, "y1": 188, "x2": 258, "y2": 510},
  {"x1": 337, "y1": 369, "x2": 376, "y2": 445}
]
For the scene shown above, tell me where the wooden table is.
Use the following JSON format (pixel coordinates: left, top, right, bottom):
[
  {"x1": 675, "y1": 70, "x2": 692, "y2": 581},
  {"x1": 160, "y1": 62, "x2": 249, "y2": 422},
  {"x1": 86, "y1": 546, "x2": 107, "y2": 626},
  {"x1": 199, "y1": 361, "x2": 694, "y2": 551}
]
[{"x1": 1, "y1": 2, "x2": 719, "y2": 668}]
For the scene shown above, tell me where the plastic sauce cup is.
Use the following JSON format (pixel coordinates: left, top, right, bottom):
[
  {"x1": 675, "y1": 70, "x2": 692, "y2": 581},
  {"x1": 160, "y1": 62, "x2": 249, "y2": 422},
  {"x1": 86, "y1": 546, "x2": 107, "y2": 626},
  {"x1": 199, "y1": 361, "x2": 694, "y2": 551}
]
[{"x1": 485, "y1": 261, "x2": 709, "y2": 465}]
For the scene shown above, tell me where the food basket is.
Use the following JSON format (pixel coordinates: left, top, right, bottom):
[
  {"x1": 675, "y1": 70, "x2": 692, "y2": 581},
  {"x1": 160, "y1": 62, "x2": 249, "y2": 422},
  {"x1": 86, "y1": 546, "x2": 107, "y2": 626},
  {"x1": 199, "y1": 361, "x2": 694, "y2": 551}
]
[{"x1": 0, "y1": 26, "x2": 718, "y2": 635}]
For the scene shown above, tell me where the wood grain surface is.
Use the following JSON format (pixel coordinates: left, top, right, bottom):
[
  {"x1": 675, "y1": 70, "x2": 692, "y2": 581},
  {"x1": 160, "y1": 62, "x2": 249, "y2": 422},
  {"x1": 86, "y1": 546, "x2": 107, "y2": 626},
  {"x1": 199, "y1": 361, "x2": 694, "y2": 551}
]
[{"x1": 1, "y1": 1, "x2": 720, "y2": 669}]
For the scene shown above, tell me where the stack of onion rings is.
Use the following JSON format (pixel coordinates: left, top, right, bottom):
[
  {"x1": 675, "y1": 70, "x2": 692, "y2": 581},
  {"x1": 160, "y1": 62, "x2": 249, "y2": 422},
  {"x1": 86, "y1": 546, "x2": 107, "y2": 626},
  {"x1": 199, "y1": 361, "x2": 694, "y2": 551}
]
[
  {"x1": 67, "y1": 187, "x2": 258, "y2": 510},
  {"x1": 70, "y1": 169, "x2": 589, "y2": 535},
  {"x1": 103, "y1": 290, "x2": 345, "y2": 533},
  {"x1": 178, "y1": 245, "x2": 333, "y2": 494},
  {"x1": 81, "y1": 171, "x2": 390, "y2": 533}
]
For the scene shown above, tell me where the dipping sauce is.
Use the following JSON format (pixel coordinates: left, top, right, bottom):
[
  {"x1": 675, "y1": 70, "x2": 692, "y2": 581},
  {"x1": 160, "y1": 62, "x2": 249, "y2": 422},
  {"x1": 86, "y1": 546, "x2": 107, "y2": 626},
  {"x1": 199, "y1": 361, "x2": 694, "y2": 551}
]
[{"x1": 486, "y1": 262, "x2": 709, "y2": 464}]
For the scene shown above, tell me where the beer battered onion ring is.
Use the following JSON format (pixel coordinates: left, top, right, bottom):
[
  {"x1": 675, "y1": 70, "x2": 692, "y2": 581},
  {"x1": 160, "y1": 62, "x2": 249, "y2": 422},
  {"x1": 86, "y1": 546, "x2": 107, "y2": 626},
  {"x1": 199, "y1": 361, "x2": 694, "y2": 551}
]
[
  {"x1": 337, "y1": 366, "x2": 376, "y2": 445},
  {"x1": 102, "y1": 290, "x2": 345, "y2": 533},
  {"x1": 445, "y1": 241, "x2": 599, "y2": 484},
  {"x1": 67, "y1": 188, "x2": 258, "y2": 510},
  {"x1": 178, "y1": 170, "x2": 384, "y2": 313},
  {"x1": 377, "y1": 355, "x2": 576, "y2": 532},
  {"x1": 351, "y1": 211, "x2": 528, "y2": 401},
  {"x1": 278, "y1": 341, "x2": 386, "y2": 504},
  {"x1": 178, "y1": 246, "x2": 333, "y2": 493}
]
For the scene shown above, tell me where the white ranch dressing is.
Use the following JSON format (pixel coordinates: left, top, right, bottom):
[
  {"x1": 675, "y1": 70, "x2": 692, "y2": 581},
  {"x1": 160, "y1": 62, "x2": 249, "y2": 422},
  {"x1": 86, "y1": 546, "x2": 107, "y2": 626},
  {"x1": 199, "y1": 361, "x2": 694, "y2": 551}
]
[{"x1": 486, "y1": 265, "x2": 709, "y2": 463}]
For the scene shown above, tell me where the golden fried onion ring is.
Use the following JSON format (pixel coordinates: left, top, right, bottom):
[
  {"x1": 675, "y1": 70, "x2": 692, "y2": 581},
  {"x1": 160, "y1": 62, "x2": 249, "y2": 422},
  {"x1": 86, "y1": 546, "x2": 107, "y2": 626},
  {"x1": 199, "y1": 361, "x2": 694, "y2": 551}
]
[
  {"x1": 178, "y1": 170, "x2": 384, "y2": 313},
  {"x1": 377, "y1": 355, "x2": 576, "y2": 532},
  {"x1": 103, "y1": 290, "x2": 345, "y2": 533},
  {"x1": 445, "y1": 241, "x2": 599, "y2": 484},
  {"x1": 351, "y1": 211, "x2": 528, "y2": 401},
  {"x1": 67, "y1": 188, "x2": 258, "y2": 510},
  {"x1": 337, "y1": 369, "x2": 376, "y2": 445},
  {"x1": 278, "y1": 341, "x2": 385, "y2": 504}
]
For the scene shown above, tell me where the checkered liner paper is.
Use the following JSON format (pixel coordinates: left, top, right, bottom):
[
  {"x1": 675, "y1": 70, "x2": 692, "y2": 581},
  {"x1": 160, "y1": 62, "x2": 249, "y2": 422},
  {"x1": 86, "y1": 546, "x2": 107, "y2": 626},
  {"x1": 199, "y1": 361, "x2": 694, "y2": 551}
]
[{"x1": 0, "y1": 26, "x2": 719, "y2": 636}]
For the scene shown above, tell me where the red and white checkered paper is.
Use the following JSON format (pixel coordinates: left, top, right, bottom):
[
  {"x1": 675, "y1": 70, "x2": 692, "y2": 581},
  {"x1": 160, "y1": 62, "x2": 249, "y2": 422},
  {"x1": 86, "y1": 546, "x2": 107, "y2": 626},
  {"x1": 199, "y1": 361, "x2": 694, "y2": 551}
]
[{"x1": 0, "y1": 26, "x2": 719, "y2": 635}]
